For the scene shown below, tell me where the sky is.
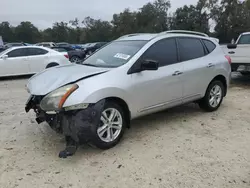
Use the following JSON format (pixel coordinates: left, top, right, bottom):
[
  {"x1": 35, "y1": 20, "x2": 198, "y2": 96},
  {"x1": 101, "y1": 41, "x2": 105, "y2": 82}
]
[{"x1": 0, "y1": 0, "x2": 198, "y2": 29}]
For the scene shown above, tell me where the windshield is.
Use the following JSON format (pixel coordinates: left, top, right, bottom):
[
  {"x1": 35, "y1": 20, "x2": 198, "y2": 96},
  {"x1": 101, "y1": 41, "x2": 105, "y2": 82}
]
[
  {"x1": 82, "y1": 40, "x2": 147, "y2": 68},
  {"x1": 238, "y1": 34, "x2": 250, "y2": 44},
  {"x1": 0, "y1": 49, "x2": 8, "y2": 56}
]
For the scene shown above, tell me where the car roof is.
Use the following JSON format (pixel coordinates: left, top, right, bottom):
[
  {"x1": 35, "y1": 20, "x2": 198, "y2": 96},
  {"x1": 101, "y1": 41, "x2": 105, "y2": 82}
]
[
  {"x1": 241, "y1": 32, "x2": 250, "y2": 35},
  {"x1": 116, "y1": 30, "x2": 211, "y2": 42},
  {"x1": 9, "y1": 46, "x2": 51, "y2": 50}
]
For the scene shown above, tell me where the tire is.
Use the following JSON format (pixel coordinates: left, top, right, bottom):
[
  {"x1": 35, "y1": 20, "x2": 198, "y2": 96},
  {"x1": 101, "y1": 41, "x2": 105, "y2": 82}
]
[
  {"x1": 91, "y1": 101, "x2": 126, "y2": 150},
  {"x1": 199, "y1": 80, "x2": 225, "y2": 112},
  {"x1": 70, "y1": 56, "x2": 80, "y2": 63},
  {"x1": 46, "y1": 63, "x2": 59, "y2": 69}
]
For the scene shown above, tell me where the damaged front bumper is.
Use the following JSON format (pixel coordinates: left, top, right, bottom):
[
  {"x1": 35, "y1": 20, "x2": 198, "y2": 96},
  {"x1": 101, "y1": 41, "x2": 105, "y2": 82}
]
[{"x1": 25, "y1": 95, "x2": 105, "y2": 144}]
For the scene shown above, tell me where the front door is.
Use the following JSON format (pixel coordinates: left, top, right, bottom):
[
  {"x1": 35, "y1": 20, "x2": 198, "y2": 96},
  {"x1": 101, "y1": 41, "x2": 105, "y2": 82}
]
[
  {"x1": 127, "y1": 38, "x2": 183, "y2": 116},
  {"x1": 0, "y1": 48, "x2": 29, "y2": 76}
]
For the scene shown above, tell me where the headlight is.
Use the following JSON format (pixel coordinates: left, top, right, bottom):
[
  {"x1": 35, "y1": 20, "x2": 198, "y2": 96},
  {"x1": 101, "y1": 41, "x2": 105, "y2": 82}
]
[{"x1": 40, "y1": 84, "x2": 79, "y2": 111}]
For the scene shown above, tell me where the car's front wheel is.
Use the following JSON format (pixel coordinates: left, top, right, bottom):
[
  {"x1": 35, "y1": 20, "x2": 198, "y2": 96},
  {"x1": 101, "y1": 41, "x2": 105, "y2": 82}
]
[
  {"x1": 91, "y1": 102, "x2": 126, "y2": 149},
  {"x1": 199, "y1": 80, "x2": 225, "y2": 112}
]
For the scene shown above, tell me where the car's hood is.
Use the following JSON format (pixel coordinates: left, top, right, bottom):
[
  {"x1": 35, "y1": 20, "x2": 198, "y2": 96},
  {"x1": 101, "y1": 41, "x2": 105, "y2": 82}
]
[{"x1": 27, "y1": 64, "x2": 110, "y2": 95}]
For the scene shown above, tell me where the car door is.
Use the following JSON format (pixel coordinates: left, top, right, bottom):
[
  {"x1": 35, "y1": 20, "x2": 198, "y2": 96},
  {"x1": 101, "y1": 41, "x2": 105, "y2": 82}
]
[
  {"x1": 0, "y1": 48, "x2": 29, "y2": 76},
  {"x1": 26, "y1": 48, "x2": 49, "y2": 73},
  {"x1": 227, "y1": 34, "x2": 250, "y2": 65},
  {"x1": 128, "y1": 38, "x2": 183, "y2": 115},
  {"x1": 177, "y1": 37, "x2": 212, "y2": 102}
]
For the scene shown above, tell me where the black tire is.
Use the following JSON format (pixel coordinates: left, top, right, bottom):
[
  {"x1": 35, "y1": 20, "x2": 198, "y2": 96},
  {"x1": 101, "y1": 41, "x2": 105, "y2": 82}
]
[
  {"x1": 91, "y1": 101, "x2": 126, "y2": 150},
  {"x1": 70, "y1": 56, "x2": 80, "y2": 63},
  {"x1": 46, "y1": 62, "x2": 59, "y2": 69},
  {"x1": 199, "y1": 80, "x2": 225, "y2": 112}
]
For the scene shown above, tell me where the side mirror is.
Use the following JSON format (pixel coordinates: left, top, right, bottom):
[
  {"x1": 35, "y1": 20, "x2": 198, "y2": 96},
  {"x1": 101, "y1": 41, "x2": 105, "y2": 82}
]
[
  {"x1": 1, "y1": 55, "x2": 8, "y2": 60},
  {"x1": 227, "y1": 44, "x2": 237, "y2": 49},
  {"x1": 141, "y1": 59, "x2": 159, "y2": 71}
]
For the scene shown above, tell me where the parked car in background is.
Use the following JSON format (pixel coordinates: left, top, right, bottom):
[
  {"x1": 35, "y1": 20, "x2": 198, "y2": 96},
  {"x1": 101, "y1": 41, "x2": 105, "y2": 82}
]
[
  {"x1": 25, "y1": 30, "x2": 231, "y2": 157},
  {"x1": 0, "y1": 46, "x2": 70, "y2": 77},
  {"x1": 56, "y1": 42, "x2": 70, "y2": 47},
  {"x1": 222, "y1": 32, "x2": 250, "y2": 75},
  {"x1": 4, "y1": 42, "x2": 25, "y2": 49},
  {"x1": 35, "y1": 42, "x2": 56, "y2": 48},
  {"x1": 51, "y1": 46, "x2": 86, "y2": 63},
  {"x1": 84, "y1": 42, "x2": 107, "y2": 55}
]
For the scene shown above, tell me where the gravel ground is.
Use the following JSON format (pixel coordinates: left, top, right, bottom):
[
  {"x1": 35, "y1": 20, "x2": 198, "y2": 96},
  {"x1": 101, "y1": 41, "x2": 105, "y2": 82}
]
[{"x1": 0, "y1": 74, "x2": 250, "y2": 188}]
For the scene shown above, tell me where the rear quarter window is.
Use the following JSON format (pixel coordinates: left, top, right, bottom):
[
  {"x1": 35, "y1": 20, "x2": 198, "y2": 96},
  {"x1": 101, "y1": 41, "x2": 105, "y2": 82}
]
[{"x1": 202, "y1": 39, "x2": 216, "y2": 53}]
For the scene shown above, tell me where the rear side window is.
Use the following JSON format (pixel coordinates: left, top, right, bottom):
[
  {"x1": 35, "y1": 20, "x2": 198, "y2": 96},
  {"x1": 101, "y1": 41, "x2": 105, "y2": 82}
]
[
  {"x1": 27, "y1": 48, "x2": 48, "y2": 56},
  {"x1": 7, "y1": 48, "x2": 27, "y2": 58},
  {"x1": 141, "y1": 38, "x2": 178, "y2": 67},
  {"x1": 202, "y1": 39, "x2": 216, "y2": 53},
  {"x1": 178, "y1": 38, "x2": 205, "y2": 62}
]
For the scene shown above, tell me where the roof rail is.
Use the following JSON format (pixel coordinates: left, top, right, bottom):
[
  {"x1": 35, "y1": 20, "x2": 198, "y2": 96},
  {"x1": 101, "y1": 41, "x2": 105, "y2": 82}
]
[
  {"x1": 160, "y1": 30, "x2": 209, "y2": 37},
  {"x1": 117, "y1": 33, "x2": 151, "y2": 39}
]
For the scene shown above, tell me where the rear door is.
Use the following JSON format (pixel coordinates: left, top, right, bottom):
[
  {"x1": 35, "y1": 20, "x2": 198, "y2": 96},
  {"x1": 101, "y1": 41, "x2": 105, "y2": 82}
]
[
  {"x1": 26, "y1": 48, "x2": 49, "y2": 73},
  {"x1": 177, "y1": 37, "x2": 215, "y2": 102},
  {"x1": 0, "y1": 48, "x2": 29, "y2": 76}
]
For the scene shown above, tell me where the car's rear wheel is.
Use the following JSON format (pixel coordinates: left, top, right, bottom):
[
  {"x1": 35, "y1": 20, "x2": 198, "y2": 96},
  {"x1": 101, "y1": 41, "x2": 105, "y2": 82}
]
[
  {"x1": 70, "y1": 56, "x2": 80, "y2": 63},
  {"x1": 91, "y1": 102, "x2": 126, "y2": 149},
  {"x1": 199, "y1": 80, "x2": 224, "y2": 112}
]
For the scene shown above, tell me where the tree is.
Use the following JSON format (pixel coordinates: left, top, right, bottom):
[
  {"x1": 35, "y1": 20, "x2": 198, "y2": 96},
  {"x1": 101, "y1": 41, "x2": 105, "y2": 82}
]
[
  {"x1": 111, "y1": 9, "x2": 138, "y2": 38},
  {"x1": 136, "y1": 0, "x2": 171, "y2": 33},
  {"x1": 82, "y1": 17, "x2": 113, "y2": 42},
  {"x1": 0, "y1": 22, "x2": 15, "y2": 42},
  {"x1": 14, "y1": 22, "x2": 40, "y2": 43},
  {"x1": 213, "y1": 0, "x2": 250, "y2": 43}
]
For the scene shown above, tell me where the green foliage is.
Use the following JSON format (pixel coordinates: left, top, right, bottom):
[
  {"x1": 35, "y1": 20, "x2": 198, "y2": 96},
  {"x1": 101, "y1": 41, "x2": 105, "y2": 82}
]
[{"x1": 0, "y1": 0, "x2": 249, "y2": 44}]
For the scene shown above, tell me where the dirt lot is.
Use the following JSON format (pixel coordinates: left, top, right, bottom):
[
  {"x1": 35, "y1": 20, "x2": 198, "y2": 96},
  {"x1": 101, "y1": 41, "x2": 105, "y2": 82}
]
[{"x1": 0, "y1": 74, "x2": 250, "y2": 188}]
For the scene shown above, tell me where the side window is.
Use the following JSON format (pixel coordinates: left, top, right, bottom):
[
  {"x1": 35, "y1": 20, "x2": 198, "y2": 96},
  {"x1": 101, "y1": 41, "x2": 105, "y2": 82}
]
[
  {"x1": 7, "y1": 48, "x2": 27, "y2": 58},
  {"x1": 141, "y1": 38, "x2": 178, "y2": 67},
  {"x1": 202, "y1": 39, "x2": 216, "y2": 53},
  {"x1": 27, "y1": 48, "x2": 48, "y2": 56},
  {"x1": 178, "y1": 38, "x2": 205, "y2": 62}
]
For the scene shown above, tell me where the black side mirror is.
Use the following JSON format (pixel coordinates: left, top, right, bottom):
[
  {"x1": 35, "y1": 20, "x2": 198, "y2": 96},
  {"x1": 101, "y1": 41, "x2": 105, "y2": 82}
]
[
  {"x1": 227, "y1": 44, "x2": 237, "y2": 49},
  {"x1": 141, "y1": 59, "x2": 159, "y2": 71}
]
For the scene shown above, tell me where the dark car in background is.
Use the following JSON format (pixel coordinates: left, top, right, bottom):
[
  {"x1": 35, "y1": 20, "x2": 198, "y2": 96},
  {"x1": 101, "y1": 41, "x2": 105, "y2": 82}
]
[
  {"x1": 84, "y1": 42, "x2": 107, "y2": 55},
  {"x1": 51, "y1": 46, "x2": 86, "y2": 63}
]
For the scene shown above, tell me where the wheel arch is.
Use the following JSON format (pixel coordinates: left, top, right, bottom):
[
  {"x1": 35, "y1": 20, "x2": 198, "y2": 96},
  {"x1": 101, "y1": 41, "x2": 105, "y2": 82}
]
[
  {"x1": 46, "y1": 62, "x2": 59, "y2": 69},
  {"x1": 210, "y1": 75, "x2": 227, "y2": 96},
  {"x1": 104, "y1": 97, "x2": 131, "y2": 128}
]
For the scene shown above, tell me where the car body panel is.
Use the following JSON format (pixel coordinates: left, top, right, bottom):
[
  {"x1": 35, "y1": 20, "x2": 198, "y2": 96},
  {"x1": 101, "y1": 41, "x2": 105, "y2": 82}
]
[
  {"x1": 27, "y1": 64, "x2": 110, "y2": 95},
  {"x1": 26, "y1": 32, "x2": 231, "y2": 120}
]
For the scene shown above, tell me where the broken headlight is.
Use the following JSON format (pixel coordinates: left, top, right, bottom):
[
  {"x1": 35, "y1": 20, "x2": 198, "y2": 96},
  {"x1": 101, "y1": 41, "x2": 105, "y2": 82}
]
[{"x1": 40, "y1": 84, "x2": 79, "y2": 111}]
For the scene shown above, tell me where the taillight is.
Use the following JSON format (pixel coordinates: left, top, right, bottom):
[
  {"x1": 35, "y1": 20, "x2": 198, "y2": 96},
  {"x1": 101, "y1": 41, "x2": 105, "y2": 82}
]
[
  {"x1": 64, "y1": 54, "x2": 69, "y2": 59},
  {"x1": 225, "y1": 55, "x2": 231, "y2": 64}
]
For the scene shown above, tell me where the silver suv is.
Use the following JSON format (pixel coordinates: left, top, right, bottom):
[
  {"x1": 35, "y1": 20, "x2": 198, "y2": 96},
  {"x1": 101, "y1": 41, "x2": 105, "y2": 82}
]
[{"x1": 25, "y1": 30, "x2": 231, "y2": 158}]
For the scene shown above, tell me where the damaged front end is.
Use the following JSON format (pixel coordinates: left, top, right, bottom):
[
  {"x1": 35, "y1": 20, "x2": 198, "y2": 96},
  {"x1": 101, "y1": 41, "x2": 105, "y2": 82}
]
[{"x1": 25, "y1": 84, "x2": 105, "y2": 158}]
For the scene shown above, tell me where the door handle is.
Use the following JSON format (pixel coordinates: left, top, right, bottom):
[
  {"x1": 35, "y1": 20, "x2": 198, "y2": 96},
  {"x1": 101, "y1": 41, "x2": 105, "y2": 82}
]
[
  {"x1": 172, "y1": 71, "x2": 183, "y2": 76},
  {"x1": 228, "y1": 51, "x2": 235, "y2": 54},
  {"x1": 207, "y1": 63, "x2": 215, "y2": 68}
]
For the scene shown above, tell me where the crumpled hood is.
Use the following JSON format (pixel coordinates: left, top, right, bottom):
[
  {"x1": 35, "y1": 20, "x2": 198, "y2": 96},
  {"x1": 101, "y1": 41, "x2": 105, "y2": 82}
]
[{"x1": 27, "y1": 64, "x2": 110, "y2": 95}]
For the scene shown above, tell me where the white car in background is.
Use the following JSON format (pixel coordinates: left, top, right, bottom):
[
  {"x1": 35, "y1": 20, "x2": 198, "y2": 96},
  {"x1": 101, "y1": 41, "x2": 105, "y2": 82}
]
[
  {"x1": 35, "y1": 42, "x2": 56, "y2": 48},
  {"x1": 0, "y1": 46, "x2": 71, "y2": 77}
]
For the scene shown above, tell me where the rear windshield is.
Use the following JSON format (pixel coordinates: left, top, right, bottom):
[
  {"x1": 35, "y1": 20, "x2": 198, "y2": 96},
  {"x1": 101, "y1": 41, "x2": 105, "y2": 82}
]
[{"x1": 82, "y1": 40, "x2": 147, "y2": 68}]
